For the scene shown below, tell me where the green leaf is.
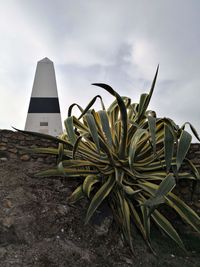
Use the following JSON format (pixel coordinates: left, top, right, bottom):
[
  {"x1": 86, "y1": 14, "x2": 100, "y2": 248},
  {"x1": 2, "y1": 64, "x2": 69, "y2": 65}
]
[
  {"x1": 115, "y1": 168, "x2": 124, "y2": 184},
  {"x1": 64, "y1": 116, "x2": 77, "y2": 145},
  {"x1": 181, "y1": 122, "x2": 200, "y2": 142},
  {"x1": 92, "y1": 83, "x2": 128, "y2": 159},
  {"x1": 128, "y1": 200, "x2": 147, "y2": 239},
  {"x1": 78, "y1": 95, "x2": 105, "y2": 120},
  {"x1": 72, "y1": 133, "x2": 90, "y2": 159},
  {"x1": 137, "y1": 93, "x2": 149, "y2": 120},
  {"x1": 107, "y1": 97, "x2": 131, "y2": 113},
  {"x1": 85, "y1": 113, "x2": 100, "y2": 153},
  {"x1": 98, "y1": 110, "x2": 113, "y2": 148},
  {"x1": 83, "y1": 175, "x2": 100, "y2": 198},
  {"x1": 144, "y1": 174, "x2": 176, "y2": 216},
  {"x1": 184, "y1": 158, "x2": 200, "y2": 180},
  {"x1": 123, "y1": 186, "x2": 142, "y2": 196},
  {"x1": 137, "y1": 65, "x2": 159, "y2": 121},
  {"x1": 139, "y1": 181, "x2": 200, "y2": 233},
  {"x1": 176, "y1": 130, "x2": 192, "y2": 170},
  {"x1": 140, "y1": 204, "x2": 151, "y2": 241},
  {"x1": 164, "y1": 124, "x2": 175, "y2": 172},
  {"x1": 57, "y1": 161, "x2": 65, "y2": 172},
  {"x1": 19, "y1": 147, "x2": 59, "y2": 155},
  {"x1": 57, "y1": 143, "x2": 64, "y2": 163},
  {"x1": 114, "y1": 190, "x2": 133, "y2": 251},
  {"x1": 146, "y1": 174, "x2": 176, "y2": 206},
  {"x1": 151, "y1": 210, "x2": 185, "y2": 250},
  {"x1": 36, "y1": 168, "x2": 98, "y2": 177},
  {"x1": 68, "y1": 185, "x2": 84, "y2": 203},
  {"x1": 145, "y1": 196, "x2": 165, "y2": 208},
  {"x1": 146, "y1": 65, "x2": 159, "y2": 107},
  {"x1": 72, "y1": 116, "x2": 88, "y2": 132},
  {"x1": 72, "y1": 135, "x2": 82, "y2": 159},
  {"x1": 162, "y1": 118, "x2": 179, "y2": 142},
  {"x1": 129, "y1": 128, "x2": 147, "y2": 169},
  {"x1": 153, "y1": 174, "x2": 175, "y2": 197},
  {"x1": 148, "y1": 116, "x2": 156, "y2": 154},
  {"x1": 166, "y1": 193, "x2": 200, "y2": 233},
  {"x1": 85, "y1": 176, "x2": 115, "y2": 224},
  {"x1": 122, "y1": 196, "x2": 133, "y2": 251},
  {"x1": 61, "y1": 159, "x2": 95, "y2": 168},
  {"x1": 68, "y1": 103, "x2": 84, "y2": 117}
]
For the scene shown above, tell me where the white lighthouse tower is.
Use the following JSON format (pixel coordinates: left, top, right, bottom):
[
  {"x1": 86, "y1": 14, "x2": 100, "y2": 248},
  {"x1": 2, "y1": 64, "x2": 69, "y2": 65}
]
[{"x1": 25, "y1": 57, "x2": 63, "y2": 136}]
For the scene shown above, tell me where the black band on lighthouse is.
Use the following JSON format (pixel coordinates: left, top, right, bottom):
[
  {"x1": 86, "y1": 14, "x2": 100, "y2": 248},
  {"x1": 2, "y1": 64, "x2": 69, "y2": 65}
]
[{"x1": 28, "y1": 97, "x2": 60, "y2": 113}]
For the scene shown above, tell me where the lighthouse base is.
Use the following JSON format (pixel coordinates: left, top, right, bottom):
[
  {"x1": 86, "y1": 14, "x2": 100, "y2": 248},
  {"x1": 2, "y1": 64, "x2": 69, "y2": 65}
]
[{"x1": 25, "y1": 113, "x2": 63, "y2": 136}]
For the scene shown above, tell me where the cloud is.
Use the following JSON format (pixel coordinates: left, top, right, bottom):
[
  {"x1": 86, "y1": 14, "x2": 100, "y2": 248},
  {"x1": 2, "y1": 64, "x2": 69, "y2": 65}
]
[{"x1": 0, "y1": 0, "x2": 199, "y2": 140}]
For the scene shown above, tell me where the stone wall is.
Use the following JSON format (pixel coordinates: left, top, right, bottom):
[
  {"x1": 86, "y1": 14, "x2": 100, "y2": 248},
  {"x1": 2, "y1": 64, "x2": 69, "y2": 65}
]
[
  {"x1": 0, "y1": 129, "x2": 199, "y2": 212},
  {"x1": 0, "y1": 130, "x2": 58, "y2": 164},
  {"x1": 186, "y1": 143, "x2": 200, "y2": 168},
  {"x1": 1, "y1": 129, "x2": 200, "y2": 166}
]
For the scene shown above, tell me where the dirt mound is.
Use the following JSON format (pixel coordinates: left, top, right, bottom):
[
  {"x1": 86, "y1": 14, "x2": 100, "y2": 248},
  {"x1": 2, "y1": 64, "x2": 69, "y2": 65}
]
[{"x1": 0, "y1": 160, "x2": 199, "y2": 267}]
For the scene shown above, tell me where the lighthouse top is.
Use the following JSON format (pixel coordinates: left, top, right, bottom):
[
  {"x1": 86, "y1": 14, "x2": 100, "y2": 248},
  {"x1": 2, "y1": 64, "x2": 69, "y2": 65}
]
[
  {"x1": 31, "y1": 57, "x2": 58, "y2": 98},
  {"x1": 39, "y1": 57, "x2": 53, "y2": 63}
]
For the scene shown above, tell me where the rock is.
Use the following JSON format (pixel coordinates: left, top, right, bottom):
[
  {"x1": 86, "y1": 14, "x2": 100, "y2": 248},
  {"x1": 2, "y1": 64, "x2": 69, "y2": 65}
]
[
  {"x1": 25, "y1": 136, "x2": 35, "y2": 141},
  {"x1": 8, "y1": 148, "x2": 18, "y2": 153},
  {"x1": 191, "y1": 158, "x2": 200, "y2": 164},
  {"x1": 179, "y1": 187, "x2": 190, "y2": 195},
  {"x1": 0, "y1": 146, "x2": 7, "y2": 151},
  {"x1": 94, "y1": 216, "x2": 112, "y2": 236},
  {"x1": 0, "y1": 247, "x2": 7, "y2": 258},
  {"x1": 15, "y1": 134, "x2": 25, "y2": 141},
  {"x1": 9, "y1": 153, "x2": 17, "y2": 159},
  {"x1": 60, "y1": 239, "x2": 94, "y2": 262},
  {"x1": 194, "y1": 201, "x2": 200, "y2": 209},
  {"x1": 46, "y1": 157, "x2": 55, "y2": 164},
  {"x1": 37, "y1": 157, "x2": 44, "y2": 163},
  {"x1": 0, "y1": 142, "x2": 7, "y2": 146},
  {"x1": 20, "y1": 154, "x2": 30, "y2": 161},
  {"x1": 191, "y1": 144, "x2": 200, "y2": 150},
  {"x1": 0, "y1": 157, "x2": 8, "y2": 162},
  {"x1": 123, "y1": 257, "x2": 133, "y2": 265},
  {"x1": 56, "y1": 205, "x2": 70, "y2": 215},
  {"x1": 2, "y1": 217, "x2": 14, "y2": 228},
  {"x1": 3, "y1": 199, "x2": 13, "y2": 208}
]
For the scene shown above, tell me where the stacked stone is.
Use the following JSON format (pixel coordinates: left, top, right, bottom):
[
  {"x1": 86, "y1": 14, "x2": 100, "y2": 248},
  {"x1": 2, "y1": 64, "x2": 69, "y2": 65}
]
[
  {"x1": 0, "y1": 130, "x2": 57, "y2": 164},
  {"x1": 0, "y1": 129, "x2": 199, "y2": 212},
  {"x1": 187, "y1": 143, "x2": 200, "y2": 169},
  {"x1": 1, "y1": 129, "x2": 200, "y2": 165}
]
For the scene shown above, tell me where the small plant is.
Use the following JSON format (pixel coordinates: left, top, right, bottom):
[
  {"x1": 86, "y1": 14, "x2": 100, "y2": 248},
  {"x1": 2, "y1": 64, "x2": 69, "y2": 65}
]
[{"x1": 19, "y1": 66, "x2": 200, "y2": 253}]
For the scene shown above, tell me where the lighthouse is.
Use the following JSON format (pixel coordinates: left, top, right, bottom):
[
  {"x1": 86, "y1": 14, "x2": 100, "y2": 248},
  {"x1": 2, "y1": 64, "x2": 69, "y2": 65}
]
[{"x1": 25, "y1": 57, "x2": 63, "y2": 136}]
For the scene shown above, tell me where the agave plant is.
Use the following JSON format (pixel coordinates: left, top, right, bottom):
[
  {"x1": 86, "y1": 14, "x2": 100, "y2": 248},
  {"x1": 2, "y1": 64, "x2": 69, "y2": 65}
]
[{"x1": 19, "y1": 66, "x2": 200, "y2": 252}]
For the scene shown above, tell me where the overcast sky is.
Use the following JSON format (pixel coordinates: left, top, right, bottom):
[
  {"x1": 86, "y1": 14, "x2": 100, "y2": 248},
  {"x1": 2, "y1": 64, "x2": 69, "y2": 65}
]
[{"x1": 0, "y1": 0, "x2": 200, "y2": 140}]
